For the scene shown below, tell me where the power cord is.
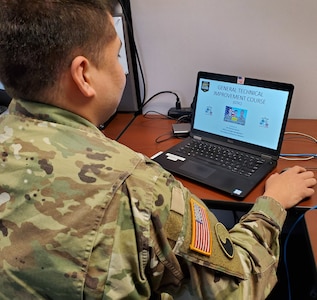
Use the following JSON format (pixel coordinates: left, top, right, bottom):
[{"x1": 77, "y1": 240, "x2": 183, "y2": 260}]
[
  {"x1": 114, "y1": 91, "x2": 180, "y2": 141},
  {"x1": 284, "y1": 131, "x2": 317, "y2": 143},
  {"x1": 280, "y1": 131, "x2": 317, "y2": 161}
]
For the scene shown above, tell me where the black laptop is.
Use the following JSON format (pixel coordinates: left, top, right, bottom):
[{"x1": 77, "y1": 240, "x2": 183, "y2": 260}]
[{"x1": 153, "y1": 71, "x2": 294, "y2": 199}]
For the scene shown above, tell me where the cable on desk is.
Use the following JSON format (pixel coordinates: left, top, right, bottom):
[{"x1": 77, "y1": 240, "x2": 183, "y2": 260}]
[
  {"x1": 155, "y1": 131, "x2": 174, "y2": 143},
  {"x1": 284, "y1": 131, "x2": 317, "y2": 143},
  {"x1": 143, "y1": 110, "x2": 175, "y2": 120},
  {"x1": 177, "y1": 113, "x2": 192, "y2": 123},
  {"x1": 114, "y1": 91, "x2": 180, "y2": 141},
  {"x1": 280, "y1": 131, "x2": 317, "y2": 161},
  {"x1": 280, "y1": 154, "x2": 317, "y2": 161},
  {"x1": 114, "y1": 114, "x2": 138, "y2": 141},
  {"x1": 144, "y1": 110, "x2": 191, "y2": 124},
  {"x1": 283, "y1": 205, "x2": 317, "y2": 300}
]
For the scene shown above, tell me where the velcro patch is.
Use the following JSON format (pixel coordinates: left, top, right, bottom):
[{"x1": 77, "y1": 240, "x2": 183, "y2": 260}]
[
  {"x1": 189, "y1": 198, "x2": 212, "y2": 256},
  {"x1": 215, "y1": 222, "x2": 234, "y2": 259}
]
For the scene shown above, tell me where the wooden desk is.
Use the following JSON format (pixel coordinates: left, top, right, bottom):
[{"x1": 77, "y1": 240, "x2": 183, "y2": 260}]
[{"x1": 103, "y1": 114, "x2": 317, "y2": 209}]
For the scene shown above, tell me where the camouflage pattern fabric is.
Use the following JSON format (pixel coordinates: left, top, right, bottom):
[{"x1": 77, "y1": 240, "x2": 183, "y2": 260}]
[{"x1": 0, "y1": 99, "x2": 286, "y2": 299}]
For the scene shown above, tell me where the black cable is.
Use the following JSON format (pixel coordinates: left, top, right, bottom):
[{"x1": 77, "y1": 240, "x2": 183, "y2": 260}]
[
  {"x1": 143, "y1": 110, "x2": 173, "y2": 120},
  {"x1": 114, "y1": 91, "x2": 180, "y2": 141},
  {"x1": 114, "y1": 113, "x2": 138, "y2": 141},
  {"x1": 155, "y1": 131, "x2": 174, "y2": 143},
  {"x1": 142, "y1": 91, "x2": 179, "y2": 108}
]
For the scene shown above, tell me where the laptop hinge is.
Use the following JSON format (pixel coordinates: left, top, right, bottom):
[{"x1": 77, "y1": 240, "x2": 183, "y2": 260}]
[
  {"x1": 193, "y1": 135, "x2": 202, "y2": 140},
  {"x1": 261, "y1": 154, "x2": 273, "y2": 160}
]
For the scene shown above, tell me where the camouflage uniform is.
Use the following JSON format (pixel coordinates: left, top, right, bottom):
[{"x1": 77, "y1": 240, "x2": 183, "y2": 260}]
[{"x1": 0, "y1": 99, "x2": 286, "y2": 300}]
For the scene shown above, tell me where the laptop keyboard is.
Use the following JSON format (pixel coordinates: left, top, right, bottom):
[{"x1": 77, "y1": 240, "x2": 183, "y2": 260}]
[{"x1": 176, "y1": 139, "x2": 265, "y2": 177}]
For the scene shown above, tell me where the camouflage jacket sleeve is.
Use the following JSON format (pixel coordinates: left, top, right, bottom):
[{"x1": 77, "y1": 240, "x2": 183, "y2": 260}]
[
  {"x1": 0, "y1": 99, "x2": 286, "y2": 300},
  {"x1": 140, "y1": 158, "x2": 286, "y2": 300}
]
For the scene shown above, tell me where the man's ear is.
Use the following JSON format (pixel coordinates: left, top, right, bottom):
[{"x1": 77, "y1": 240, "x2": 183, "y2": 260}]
[{"x1": 70, "y1": 56, "x2": 96, "y2": 97}]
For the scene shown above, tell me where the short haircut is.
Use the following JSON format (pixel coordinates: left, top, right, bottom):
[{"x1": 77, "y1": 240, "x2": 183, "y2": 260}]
[{"x1": 0, "y1": 0, "x2": 117, "y2": 101}]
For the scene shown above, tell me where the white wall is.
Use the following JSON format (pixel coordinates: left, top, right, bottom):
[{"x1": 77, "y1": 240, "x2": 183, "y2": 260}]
[{"x1": 130, "y1": 0, "x2": 317, "y2": 118}]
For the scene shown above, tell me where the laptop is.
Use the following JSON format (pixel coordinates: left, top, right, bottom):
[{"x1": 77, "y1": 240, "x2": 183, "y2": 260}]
[{"x1": 153, "y1": 71, "x2": 294, "y2": 199}]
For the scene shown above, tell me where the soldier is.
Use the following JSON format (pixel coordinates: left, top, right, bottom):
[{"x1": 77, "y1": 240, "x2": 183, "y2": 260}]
[{"x1": 0, "y1": 1, "x2": 315, "y2": 299}]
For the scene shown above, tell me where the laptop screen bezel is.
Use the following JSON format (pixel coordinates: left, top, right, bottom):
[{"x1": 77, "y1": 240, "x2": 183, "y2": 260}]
[{"x1": 190, "y1": 71, "x2": 294, "y2": 160}]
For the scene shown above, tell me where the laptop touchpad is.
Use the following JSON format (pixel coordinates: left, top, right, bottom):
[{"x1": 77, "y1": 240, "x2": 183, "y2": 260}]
[{"x1": 180, "y1": 161, "x2": 216, "y2": 178}]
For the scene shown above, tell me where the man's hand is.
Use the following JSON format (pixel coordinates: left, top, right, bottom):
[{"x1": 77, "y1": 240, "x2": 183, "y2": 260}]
[{"x1": 263, "y1": 166, "x2": 316, "y2": 209}]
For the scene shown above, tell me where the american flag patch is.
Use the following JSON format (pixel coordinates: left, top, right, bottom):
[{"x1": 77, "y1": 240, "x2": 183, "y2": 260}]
[{"x1": 189, "y1": 198, "x2": 212, "y2": 256}]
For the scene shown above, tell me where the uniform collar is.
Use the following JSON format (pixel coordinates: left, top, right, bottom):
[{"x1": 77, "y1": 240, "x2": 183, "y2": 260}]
[{"x1": 8, "y1": 98, "x2": 98, "y2": 131}]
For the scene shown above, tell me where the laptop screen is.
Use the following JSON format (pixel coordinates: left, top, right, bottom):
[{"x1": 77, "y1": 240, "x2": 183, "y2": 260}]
[{"x1": 192, "y1": 72, "x2": 293, "y2": 152}]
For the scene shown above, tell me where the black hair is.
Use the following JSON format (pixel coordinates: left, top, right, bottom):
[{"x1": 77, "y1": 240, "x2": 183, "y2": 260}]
[{"x1": 0, "y1": 0, "x2": 117, "y2": 101}]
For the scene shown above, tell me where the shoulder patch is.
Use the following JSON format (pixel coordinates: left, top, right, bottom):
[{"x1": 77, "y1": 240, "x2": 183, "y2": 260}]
[
  {"x1": 189, "y1": 198, "x2": 212, "y2": 256},
  {"x1": 171, "y1": 187, "x2": 185, "y2": 215},
  {"x1": 215, "y1": 222, "x2": 234, "y2": 259}
]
